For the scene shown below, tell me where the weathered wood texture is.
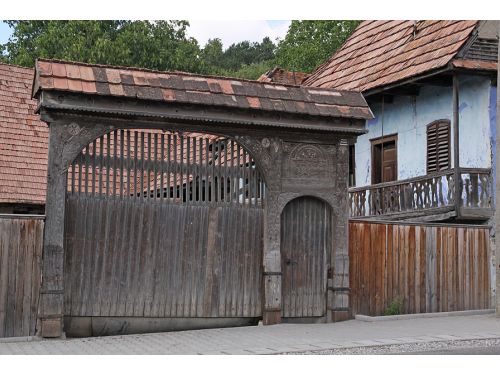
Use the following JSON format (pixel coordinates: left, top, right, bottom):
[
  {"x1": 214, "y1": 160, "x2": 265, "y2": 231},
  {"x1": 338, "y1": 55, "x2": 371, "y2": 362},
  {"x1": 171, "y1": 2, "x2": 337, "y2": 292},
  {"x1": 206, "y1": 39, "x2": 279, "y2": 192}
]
[
  {"x1": 349, "y1": 221, "x2": 492, "y2": 316},
  {"x1": 0, "y1": 217, "x2": 43, "y2": 338},
  {"x1": 281, "y1": 197, "x2": 331, "y2": 318},
  {"x1": 349, "y1": 168, "x2": 492, "y2": 220},
  {"x1": 64, "y1": 194, "x2": 263, "y2": 318}
]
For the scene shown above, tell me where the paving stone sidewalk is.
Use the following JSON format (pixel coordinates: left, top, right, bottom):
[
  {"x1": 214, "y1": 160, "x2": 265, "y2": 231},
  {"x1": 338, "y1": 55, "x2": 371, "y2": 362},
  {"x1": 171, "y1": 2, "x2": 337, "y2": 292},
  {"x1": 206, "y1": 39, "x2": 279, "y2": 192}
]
[{"x1": 1, "y1": 314, "x2": 499, "y2": 355}]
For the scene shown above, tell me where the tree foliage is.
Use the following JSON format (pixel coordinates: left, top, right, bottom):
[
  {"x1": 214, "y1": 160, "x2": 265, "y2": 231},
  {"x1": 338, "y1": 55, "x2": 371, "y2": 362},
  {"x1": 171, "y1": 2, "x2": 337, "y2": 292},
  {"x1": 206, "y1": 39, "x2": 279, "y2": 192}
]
[
  {"x1": 1, "y1": 20, "x2": 203, "y2": 72},
  {"x1": 0, "y1": 20, "x2": 360, "y2": 80},
  {"x1": 274, "y1": 20, "x2": 360, "y2": 73}
]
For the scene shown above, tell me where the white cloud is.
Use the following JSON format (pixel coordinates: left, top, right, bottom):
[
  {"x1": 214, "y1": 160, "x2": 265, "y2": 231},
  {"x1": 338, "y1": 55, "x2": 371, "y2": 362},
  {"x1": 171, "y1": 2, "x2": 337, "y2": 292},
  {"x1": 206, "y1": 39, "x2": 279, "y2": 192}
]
[{"x1": 187, "y1": 20, "x2": 291, "y2": 49}]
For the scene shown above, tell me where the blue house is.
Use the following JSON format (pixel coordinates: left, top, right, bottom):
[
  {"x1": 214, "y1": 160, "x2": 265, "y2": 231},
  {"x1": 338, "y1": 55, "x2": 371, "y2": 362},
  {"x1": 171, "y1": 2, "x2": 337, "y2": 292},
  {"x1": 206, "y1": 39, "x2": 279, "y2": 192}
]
[{"x1": 304, "y1": 20, "x2": 498, "y2": 223}]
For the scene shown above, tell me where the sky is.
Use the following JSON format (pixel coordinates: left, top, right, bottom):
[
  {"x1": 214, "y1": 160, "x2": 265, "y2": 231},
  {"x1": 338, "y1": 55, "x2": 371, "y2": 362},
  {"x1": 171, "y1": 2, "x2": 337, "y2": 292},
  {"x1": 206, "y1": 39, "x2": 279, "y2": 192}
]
[
  {"x1": 187, "y1": 20, "x2": 291, "y2": 48},
  {"x1": 0, "y1": 22, "x2": 11, "y2": 45},
  {"x1": 0, "y1": 20, "x2": 291, "y2": 49}
]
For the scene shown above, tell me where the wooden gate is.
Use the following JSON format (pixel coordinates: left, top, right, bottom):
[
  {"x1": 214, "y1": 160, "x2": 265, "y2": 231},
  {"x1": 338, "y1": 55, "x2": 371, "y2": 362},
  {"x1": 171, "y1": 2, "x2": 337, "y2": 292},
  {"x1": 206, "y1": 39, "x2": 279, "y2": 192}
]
[
  {"x1": 281, "y1": 197, "x2": 332, "y2": 318},
  {"x1": 64, "y1": 130, "x2": 265, "y2": 325}
]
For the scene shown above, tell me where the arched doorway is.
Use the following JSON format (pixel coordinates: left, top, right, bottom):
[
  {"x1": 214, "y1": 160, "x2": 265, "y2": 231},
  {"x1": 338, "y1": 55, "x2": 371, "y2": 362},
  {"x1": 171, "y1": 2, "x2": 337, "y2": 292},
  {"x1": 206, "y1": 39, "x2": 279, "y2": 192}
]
[
  {"x1": 63, "y1": 129, "x2": 266, "y2": 335},
  {"x1": 281, "y1": 196, "x2": 333, "y2": 318}
]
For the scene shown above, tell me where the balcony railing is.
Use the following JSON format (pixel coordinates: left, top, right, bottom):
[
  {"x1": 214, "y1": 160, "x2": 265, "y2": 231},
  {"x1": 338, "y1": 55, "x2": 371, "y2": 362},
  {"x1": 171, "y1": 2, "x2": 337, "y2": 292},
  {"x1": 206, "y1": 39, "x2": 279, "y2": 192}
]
[{"x1": 348, "y1": 168, "x2": 492, "y2": 220}]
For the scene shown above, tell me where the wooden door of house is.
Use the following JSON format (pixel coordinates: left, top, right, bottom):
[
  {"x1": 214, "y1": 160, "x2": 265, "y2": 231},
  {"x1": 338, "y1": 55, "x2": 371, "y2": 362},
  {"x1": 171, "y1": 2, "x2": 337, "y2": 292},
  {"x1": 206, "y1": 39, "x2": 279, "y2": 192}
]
[
  {"x1": 280, "y1": 197, "x2": 332, "y2": 318},
  {"x1": 63, "y1": 129, "x2": 266, "y2": 327},
  {"x1": 372, "y1": 135, "x2": 397, "y2": 184}
]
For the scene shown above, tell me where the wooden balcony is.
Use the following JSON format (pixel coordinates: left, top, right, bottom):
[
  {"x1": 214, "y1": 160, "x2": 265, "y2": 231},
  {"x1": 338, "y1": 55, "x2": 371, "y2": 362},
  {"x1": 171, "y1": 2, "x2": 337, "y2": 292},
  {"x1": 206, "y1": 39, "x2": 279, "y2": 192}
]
[{"x1": 348, "y1": 168, "x2": 493, "y2": 222}]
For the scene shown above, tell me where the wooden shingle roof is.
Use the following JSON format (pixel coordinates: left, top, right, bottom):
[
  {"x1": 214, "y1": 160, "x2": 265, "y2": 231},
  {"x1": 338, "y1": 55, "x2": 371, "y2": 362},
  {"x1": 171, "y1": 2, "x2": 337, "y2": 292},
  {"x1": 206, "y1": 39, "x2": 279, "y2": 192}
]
[
  {"x1": 304, "y1": 20, "x2": 481, "y2": 92},
  {"x1": 33, "y1": 59, "x2": 373, "y2": 120},
  {"x1": 0, "y1": 63, "x2": 48, "y2": 205}
]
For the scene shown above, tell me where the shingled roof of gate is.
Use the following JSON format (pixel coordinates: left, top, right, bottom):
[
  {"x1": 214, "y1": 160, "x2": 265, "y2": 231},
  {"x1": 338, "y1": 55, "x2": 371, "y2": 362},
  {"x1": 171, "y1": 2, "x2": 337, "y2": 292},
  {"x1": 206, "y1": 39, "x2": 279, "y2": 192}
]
[{"x1": 32, "y1": 59, "x2": 373, "y2": 120}]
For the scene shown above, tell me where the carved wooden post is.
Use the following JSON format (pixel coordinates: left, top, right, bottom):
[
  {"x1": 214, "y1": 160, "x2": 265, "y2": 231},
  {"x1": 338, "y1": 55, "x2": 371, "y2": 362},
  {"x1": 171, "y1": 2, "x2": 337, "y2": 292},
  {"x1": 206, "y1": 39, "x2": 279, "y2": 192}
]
[
  {"x1": 328, "y1": 143, "x2": 351, "y2": 322},
  {"x1": 262, "y1": 190, "x2": 282, "y2": 324},
  {"x1": 38, "y1": 121, "x2": 68, "y2": 338}
]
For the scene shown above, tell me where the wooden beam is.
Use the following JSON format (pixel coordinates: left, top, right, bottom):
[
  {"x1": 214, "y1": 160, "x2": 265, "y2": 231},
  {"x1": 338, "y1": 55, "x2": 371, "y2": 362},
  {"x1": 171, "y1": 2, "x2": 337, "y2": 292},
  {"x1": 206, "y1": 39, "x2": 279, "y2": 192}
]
[
  {"x1": 453, "y1": 74, "x2": 461, "y2": 219},
  {"x1": 495, "y1": 21, "x2": 500, "y2": 318}
]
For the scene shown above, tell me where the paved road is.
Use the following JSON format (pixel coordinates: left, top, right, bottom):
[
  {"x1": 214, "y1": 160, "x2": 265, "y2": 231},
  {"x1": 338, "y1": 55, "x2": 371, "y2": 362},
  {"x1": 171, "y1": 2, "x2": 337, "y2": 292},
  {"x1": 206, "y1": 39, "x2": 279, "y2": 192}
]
[
  {"x1": 1, "y1": 313, "x2": 499, "y2": 355},
  {"x1": 407, "y1": 344, "x2": 500, "y2": 355}
]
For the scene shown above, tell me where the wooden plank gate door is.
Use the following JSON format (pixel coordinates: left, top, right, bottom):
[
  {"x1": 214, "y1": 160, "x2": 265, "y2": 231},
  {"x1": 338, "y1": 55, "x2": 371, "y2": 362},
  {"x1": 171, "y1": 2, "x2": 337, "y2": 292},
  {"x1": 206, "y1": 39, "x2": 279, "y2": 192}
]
[
  {"x1": 63, "y1": 129, "x2": 266, "y2": 335},
  {"x1": 281, "y1": 197, "x2": 332, "y2": 318}
]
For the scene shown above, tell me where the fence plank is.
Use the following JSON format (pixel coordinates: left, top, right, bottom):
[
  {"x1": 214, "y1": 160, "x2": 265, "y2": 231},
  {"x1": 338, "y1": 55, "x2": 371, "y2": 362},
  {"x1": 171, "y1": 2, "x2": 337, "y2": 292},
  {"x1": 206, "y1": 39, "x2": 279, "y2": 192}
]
[
  {"x1": 0, "y1": 218, "x2": 44, "y2": 338},
  {"x1": 349, "y1": 221, "x2": 491, "y2": 316}
]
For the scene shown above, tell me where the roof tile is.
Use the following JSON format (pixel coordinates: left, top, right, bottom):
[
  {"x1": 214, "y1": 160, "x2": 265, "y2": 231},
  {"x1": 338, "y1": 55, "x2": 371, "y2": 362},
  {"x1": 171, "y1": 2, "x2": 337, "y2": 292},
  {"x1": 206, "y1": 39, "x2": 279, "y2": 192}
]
[
  {"x1": 66, "y1": 64, "x2": 81, "y2": 80},
  {"x1": 53, "y1": 77, "x2": 69, "y2": 90},
  {"x1": 81, "y1": 80, "x2": 97, "y2": 94},
  {"x1": 51, "y1": 63, "x2": 67, "y2": 77},
  {"x1": 79, "y1": 66, "x2": 95, "y2": 81},
  {"x1": 106, "y1": 69, "x2": 121, "y2": 84}
]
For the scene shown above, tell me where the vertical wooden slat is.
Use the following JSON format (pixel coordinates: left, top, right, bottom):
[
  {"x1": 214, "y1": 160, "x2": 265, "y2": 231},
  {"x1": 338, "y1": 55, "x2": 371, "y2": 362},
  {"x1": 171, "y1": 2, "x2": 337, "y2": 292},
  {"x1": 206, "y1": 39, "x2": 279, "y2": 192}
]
[
  {"x1": 113, "y1": 130, "x2": 118, "y2": 196},
  {"x1": 120, "y1": 130, "x2": 125, "y2": 198},
  {"x1": 198, "y1": 137, "x2": 203, "y2": 202},
  {"x1": 84, "y1": 144, "x2": 90, "y2": 195},
  {"x1": 140, "y1": 132, "x2": 144, "y2": 200},
  {"x1": 126, "y1": 130, "x2": 131, "y2": 197},
  {"x1": 106, "y1": 133, "x2": 111, "y2": 196},
  {"x1": 99, "y1": 136, "x2": 104, "y2": 196},
  {"x1": 160, "y1": 133, "x2": 165, "y2": 200},
  {"x1": 147, "y1": 132, "x2": 151, "y2": 199},
  {"x1": 173, "y1": 134, "x2": 178, "y2": 201},
  {"x1": 133, "y1": 131, "x2": 138, "y2": 198},
  {"x1": 166, "y1": 133, "x2": 171, "y2": 200}
]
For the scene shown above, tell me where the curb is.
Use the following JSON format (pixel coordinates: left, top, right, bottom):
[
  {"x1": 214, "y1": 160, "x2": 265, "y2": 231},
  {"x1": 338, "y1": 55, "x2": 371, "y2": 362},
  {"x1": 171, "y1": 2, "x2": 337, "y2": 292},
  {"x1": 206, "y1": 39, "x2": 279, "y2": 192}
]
[
  {"x1": 0, "y1": 335, "x2": 42, "y2": 344},
  {"x1": 354, "y1": 309, "x2": 495, "y2": 322}
]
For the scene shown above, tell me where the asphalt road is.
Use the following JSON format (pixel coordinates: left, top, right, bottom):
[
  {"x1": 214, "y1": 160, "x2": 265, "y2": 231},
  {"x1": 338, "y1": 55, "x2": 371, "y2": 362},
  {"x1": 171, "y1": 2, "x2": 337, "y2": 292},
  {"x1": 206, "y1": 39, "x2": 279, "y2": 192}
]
[{"x1": 405, "y1": 345, "x2": 500, "y2": 355}]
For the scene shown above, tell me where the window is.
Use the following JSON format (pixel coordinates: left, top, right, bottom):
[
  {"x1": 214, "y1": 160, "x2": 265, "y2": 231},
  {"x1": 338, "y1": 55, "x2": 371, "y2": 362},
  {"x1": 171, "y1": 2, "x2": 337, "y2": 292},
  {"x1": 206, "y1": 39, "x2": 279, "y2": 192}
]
[
  {"x1": 371, "y1": 134, "x2": 397, "y2": 184},
  {"x1": 348, "y1": 144, "x2": 355, "y2": 187},
  {"x1": 427, "y1": 120, "x2": 450, "y2": 173}
]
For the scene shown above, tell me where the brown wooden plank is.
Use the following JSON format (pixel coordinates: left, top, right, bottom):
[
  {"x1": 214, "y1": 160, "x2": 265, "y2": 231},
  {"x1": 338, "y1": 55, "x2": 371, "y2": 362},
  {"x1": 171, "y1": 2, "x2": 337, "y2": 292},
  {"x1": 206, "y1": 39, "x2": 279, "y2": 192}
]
[
  {"x1": 0, "y1": 220, "x2": 10, "y2": 336},
  {"x1": 30, "y1": 220, "x2": 43, "y2": 335},
  {"x1": 414, "y1": 225, "x2": 420, "y2": 313},
  {"x1": 21, "y1": 220, "x2": 34, "y2": 336}
]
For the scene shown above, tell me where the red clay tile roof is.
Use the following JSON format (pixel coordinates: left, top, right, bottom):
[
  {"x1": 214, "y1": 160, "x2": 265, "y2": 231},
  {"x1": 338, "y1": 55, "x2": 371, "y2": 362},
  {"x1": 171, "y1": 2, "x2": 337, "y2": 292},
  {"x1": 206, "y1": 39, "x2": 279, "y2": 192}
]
[
  {"x1": 258, "y1": 67, "x2": 310, "y2": 85},
  {"x1": 33, "y1": 59, "x2": 373, "y2": 120},
  {"x1": 452, "y1": 58, "x2": 498, "y2": 71},
  {"x1": 303, "y1": 20, "x2": 480, "y2": 92},
  {"x1": 0, "y1": 63, "x2": 48, "y2": 205}
]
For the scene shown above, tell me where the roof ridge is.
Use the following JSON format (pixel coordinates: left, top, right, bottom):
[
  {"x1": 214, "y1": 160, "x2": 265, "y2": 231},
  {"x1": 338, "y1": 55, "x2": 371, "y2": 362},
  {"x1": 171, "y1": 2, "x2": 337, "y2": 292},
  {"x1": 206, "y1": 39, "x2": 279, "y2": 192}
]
[
  {"x1": 0, "y1": 61, "x2": 35, "y2": 71},
  {"x1": 36, "y1": 58, "x2": 311, "y2": 89}
]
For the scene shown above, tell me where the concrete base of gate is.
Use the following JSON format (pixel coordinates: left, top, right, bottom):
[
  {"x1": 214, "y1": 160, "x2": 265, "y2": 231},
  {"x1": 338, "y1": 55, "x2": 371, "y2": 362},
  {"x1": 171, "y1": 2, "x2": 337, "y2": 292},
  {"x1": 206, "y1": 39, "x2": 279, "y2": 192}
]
[
  {"x1": 280, "y1": 316, "x2": 327, "y2": 324},
  {"x1": 64, "y1": 317, "x2": 260, "y2": 337}
]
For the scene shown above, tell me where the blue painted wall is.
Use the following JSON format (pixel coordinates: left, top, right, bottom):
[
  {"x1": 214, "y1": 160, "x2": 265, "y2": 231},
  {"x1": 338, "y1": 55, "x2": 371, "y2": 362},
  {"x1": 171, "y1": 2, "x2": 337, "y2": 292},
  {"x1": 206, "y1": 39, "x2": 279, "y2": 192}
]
[{"x1": 355, "y1": 75, "x2": 496, "y2": 187}]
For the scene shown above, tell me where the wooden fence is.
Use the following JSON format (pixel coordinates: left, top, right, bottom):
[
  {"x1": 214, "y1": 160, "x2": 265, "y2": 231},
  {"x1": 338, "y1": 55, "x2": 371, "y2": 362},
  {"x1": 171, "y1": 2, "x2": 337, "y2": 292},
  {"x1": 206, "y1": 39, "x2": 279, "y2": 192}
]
[
  {"x1": 349, "y1": 220, "x2": 493, "y2": 317},
  {"x1": 0, "y1": 215, "x2": 44, "y2": 338}
]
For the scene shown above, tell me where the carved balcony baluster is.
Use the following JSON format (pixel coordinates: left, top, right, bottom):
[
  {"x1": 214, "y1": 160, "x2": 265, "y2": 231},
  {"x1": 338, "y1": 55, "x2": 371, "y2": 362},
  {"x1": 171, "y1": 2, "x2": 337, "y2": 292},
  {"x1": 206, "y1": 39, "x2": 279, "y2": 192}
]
[{"x1": 348, "y1": 168, "x2": 492, "y2": 219}]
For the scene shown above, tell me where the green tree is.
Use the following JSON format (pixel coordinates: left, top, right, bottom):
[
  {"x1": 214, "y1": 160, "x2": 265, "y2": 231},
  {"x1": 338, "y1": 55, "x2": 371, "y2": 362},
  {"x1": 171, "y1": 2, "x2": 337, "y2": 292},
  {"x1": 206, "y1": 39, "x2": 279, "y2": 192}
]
[
  {"x1": 201, "y1": 39, "x2": 223, "y2": 68},
  {"x1": 1, "y1": 20, "x2": 204, "y2": 72},
  {"x1": 275, "y1": 20, "x2": 360, "y2": 73}
]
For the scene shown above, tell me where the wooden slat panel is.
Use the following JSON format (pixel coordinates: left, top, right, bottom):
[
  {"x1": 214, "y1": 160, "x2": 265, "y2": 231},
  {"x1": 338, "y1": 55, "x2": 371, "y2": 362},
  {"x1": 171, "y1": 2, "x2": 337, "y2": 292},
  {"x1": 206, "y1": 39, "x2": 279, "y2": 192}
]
[
  {"x1": 64, "y1": 195, "x2": 263, "y2": 318},
  {"x1": 349, "y1": 221, "x2": 491, "y2": 316},
  {"x1": 0, "y1": 218, "x2": 44, "y2": 338}
]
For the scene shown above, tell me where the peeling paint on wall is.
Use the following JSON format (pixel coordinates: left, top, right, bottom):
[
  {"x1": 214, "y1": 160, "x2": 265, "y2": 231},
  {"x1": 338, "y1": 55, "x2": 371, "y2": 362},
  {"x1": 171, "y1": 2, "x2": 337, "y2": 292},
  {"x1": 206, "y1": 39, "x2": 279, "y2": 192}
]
[{"x1": 355, "y1": 75, "x2": 494, "y2": 187}]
